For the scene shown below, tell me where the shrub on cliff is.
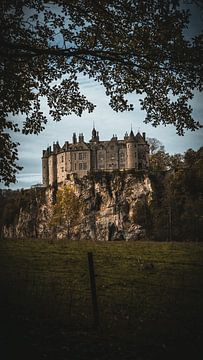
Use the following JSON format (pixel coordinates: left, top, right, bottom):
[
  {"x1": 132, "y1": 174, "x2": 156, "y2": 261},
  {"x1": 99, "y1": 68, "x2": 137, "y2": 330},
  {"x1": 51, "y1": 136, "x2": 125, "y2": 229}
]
[{"x1": 49, "y1": 185, "x2": 84, "y2": 238}]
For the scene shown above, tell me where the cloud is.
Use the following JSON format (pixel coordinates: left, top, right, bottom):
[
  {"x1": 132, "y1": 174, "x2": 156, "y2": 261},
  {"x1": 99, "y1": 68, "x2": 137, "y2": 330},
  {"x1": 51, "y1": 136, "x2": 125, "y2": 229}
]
[{"x1": 2, "y1": 173, "x2": 42, "y2": 190}]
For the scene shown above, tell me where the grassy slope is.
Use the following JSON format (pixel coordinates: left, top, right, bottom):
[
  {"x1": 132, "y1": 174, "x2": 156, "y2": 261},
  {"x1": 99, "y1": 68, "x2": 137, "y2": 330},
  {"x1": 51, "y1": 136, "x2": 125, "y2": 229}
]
[{"x1": 0, "y1": 240, "x2": 203, "y2": 359}]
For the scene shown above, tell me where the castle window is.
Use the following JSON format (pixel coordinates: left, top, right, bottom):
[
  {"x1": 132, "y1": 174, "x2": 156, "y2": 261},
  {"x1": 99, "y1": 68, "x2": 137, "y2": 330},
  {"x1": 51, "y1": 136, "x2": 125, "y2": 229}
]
[
  {"x1": 61, "y1": 156, "x2": 64, "y2": 162},
  {"x1": 79, "y1": 163, "x2": 83, "y2": 170},
  {"x1": 74, "y1": 153, "x2": 77, "y2": 160},
  {"x1": 79, "y1": 153, "x2": 82, "y2": 160},
  {"x1": 83, "y1": 163, "x2": 87, "y2": 170},
  {"x1": 83, "y1": 152, "x2": 87, "y2": 160},
  {"x1": 74, "y1": 163, "x2": 77, "y2": 170},
  {"x1": 110, "y1": 145, "x2": 114, "y2": 150}
]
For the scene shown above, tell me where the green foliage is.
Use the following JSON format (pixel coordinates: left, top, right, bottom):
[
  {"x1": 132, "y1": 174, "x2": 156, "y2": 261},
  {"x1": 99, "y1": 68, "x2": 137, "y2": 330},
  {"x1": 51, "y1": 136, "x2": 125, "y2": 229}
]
[
  {"x1": 148, "y1": 140, "x2": 184, "y2": 172},
  {"x1": 0, "y1": 0, "x2": 202, "y2": 185},
  {"x1": 149, "y1": 147, "x2": 203, "y2": 241},
  {"x1": 149, "y1": 149, "x2": 171, "y2": 171},
  {"x1": 50, "y1": 184, "x2": 83, "y2": 232},
  {"x1": 147, "y1": 137, "x2": 165, "y2": 155},
  {"x1": 0, "y1": 127, "x2": 23, "y2": 186},
  {"x1": 168, "y1": 153, "x2": 184, "y2": 170},
  {"x1": 0, "y1": 188, "x2": 46, "y2": 231}
]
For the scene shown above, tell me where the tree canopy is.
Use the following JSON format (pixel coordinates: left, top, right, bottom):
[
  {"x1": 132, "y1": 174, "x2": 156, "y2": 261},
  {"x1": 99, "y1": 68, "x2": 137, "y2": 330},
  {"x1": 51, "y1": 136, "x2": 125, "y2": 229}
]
[
  {"x1": 147, "y1": 137, "x2": 165, "y2": 155},
  {"x1": 0, "y1": 0, "x2": 202, "y2": 185},
  {"x1": 147, "y1": 136, "x2": 185, "y2": 171},
  {"x1": 148, "y1": 147, "x2": 203, "y2": 241}
]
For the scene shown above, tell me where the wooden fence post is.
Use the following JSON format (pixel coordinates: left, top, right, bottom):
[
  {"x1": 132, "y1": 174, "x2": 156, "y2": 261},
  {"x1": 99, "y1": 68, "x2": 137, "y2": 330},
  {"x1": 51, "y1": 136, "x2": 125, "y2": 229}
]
[{"x1": 87, "y1": 252, "x2": 99, "y2": 327}]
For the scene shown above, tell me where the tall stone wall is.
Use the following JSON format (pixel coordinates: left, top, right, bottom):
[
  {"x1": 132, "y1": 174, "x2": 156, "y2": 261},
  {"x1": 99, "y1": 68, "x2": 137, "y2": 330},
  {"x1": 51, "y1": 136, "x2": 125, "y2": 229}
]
[
  {"x1": 42, "y1": 131, "x2": 149, "y2": 186},
  {"x1": 126, "y1": 142, "x2": 136, "y2": 169}
]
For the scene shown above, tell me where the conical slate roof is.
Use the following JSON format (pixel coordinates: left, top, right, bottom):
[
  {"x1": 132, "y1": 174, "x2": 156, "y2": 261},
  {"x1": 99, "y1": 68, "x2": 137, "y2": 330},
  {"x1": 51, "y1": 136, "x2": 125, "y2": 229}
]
[{"x1": 135, "y1": 132, "x2": 146, "y2": 144}]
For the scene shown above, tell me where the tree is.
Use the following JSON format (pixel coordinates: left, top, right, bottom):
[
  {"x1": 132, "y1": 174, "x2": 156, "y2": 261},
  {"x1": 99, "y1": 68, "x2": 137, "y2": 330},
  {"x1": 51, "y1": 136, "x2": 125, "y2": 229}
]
[
  {"x1": 149, "y1": 147, "x2": 203, "y2": 241},
  {"x1": 168, "y1": 153, "x2": 184, "y2": 170},
  {"x1": 50, "y1": 184, "x2": 83, "y2": 238},
  {"x1": 149, "y1": 147, "x2": 184, "y2": 171},
  {"x1": 149, "y1": 149, "x2": 171, "y2": 171},
  {"x1": 184, "y1": 148, "x2": 198, "y2": 167},
  {"x1": 1, "y1": 0, "x2": 202, "y2": 185},
  {"x1": 147, "y1": 137, "x2": 165, "y2": 155}
]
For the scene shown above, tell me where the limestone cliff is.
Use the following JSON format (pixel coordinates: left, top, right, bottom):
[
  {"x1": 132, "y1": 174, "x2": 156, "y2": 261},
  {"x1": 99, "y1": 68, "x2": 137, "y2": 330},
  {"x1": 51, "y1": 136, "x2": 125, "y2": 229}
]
[{"x1": 0, "y1": 171, "x2": 153, "y2": 241}]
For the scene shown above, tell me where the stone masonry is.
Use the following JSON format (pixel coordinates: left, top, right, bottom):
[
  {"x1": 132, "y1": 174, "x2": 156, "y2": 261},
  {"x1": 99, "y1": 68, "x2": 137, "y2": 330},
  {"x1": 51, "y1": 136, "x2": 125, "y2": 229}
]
[{"x1": 42, "y1": 127, "x2": 149, "y2": 186}]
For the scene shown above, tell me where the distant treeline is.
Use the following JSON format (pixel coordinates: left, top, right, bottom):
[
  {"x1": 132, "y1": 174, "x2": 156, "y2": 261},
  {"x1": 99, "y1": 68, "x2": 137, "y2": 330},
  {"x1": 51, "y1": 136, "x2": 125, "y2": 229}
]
[{"x1": 146, "y1": 147, "x2": 203, "y2": 241}]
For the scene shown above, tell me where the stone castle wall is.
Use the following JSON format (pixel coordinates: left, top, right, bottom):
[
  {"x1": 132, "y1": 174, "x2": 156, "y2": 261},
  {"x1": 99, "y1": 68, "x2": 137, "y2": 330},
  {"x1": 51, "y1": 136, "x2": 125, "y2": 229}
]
[{"x1": 42, "y1": 128, "x2": 149, "y2": 186}]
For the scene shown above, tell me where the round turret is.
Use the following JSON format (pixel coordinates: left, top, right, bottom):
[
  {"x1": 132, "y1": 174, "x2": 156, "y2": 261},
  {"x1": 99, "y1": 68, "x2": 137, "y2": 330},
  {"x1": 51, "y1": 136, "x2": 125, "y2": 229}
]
[
  {"x1": 42, "y1": 155, "x2": 49, "y2": 187},
  {"x1": 126, "y1": 130, "x2": 136, "y2": 169}
]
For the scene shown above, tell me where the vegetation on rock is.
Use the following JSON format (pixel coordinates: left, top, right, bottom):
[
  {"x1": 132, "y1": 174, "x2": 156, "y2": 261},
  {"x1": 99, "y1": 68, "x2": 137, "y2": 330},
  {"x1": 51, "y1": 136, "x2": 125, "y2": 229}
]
[{"x1": 49, "y1": 184, "x2": 84, "y2": 238}]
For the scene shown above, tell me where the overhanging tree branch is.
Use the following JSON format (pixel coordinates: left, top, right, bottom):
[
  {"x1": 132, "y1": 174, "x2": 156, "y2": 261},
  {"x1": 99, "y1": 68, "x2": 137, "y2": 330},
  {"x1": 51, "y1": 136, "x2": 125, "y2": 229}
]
[{"x1": 0, "y1": 0, "x2": 202, "y2": 185}]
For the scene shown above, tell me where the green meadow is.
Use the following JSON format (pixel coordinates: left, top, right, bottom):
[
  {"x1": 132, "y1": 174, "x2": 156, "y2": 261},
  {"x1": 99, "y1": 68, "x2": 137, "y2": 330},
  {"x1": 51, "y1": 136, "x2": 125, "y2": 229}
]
[{"x1": 0, "y1": 239, "x2": 203, "y2": 359}]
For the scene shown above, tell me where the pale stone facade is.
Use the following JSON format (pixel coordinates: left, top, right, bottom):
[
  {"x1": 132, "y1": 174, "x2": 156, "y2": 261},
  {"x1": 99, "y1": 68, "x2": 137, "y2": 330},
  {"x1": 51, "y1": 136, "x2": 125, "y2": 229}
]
[{"x1": 42, "y1": 127, "x2": 149, "y2": 186}]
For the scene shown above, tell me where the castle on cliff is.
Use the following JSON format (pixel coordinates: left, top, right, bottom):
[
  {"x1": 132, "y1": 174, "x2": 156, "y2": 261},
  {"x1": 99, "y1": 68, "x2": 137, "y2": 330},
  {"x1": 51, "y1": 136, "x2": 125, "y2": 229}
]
[{"x1": 42, "y1": 127, "x2": 149, "y2": 186}]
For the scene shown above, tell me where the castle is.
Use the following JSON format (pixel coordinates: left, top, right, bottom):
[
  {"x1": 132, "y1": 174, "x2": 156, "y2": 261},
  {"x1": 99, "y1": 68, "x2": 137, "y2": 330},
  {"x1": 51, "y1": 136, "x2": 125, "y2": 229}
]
[{"x1": 42, "y1": 127, "x2": 149, "y2": 186}]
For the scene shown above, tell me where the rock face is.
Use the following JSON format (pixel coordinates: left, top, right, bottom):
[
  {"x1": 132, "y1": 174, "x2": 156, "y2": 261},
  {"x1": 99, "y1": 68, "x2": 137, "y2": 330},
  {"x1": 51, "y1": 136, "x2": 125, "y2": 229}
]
[
  {"x1": 0, "y1": 187, "x2": 50, "y2": 239},
  {"x1": 0, "y1": 171, "x2": 153, "y2": 241}
]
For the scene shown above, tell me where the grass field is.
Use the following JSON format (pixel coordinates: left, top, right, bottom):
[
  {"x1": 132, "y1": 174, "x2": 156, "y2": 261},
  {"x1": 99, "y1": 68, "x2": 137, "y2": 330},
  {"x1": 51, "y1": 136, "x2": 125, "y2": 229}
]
[{"x1": 0, "y1": 239, "x2": 203, "y2": 359}]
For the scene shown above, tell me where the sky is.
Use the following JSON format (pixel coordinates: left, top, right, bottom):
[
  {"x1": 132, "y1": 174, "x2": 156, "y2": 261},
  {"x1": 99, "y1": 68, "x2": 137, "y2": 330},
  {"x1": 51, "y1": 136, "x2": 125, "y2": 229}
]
[
  {"x1": 3, "y1": 79, "x2": 202, "y2": 190},
  {"x1": 1, "y1": 2, "x2": 203, "y2": 190}
]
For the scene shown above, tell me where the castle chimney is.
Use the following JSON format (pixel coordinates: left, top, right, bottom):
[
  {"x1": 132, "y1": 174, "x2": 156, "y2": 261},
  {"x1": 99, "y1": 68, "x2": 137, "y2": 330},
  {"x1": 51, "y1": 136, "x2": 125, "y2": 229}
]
[
  {"x1": 79, "y1": 133, "x2": 84, "y2": 142},
  {"x1": 53, "y1": 142, "x2": 59, "y2": 153},
  {"x1": 72, "y1": 132, "x2": 77, "y2": 144},
  {"x1": 65, "y1": 141, "x2": 69, "y2": 150},
  {"x1": 142, "y1": 132, "x2": 146, "y2": 141}
]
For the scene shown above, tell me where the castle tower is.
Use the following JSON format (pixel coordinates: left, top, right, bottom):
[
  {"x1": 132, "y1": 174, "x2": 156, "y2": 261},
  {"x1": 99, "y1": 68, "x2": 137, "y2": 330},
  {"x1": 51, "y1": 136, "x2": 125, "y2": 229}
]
[
  {"x1": 42, "y1": 149, "x2": 49, "y2": 186},
  {"x1": 126, "y1": 130, "x2": 136, "y2": 170},
  {"x1": 48, "y1": 142, "x2": 59, "y2": 186},
  {"x1": 79, "y1": 133, "x2": 84, "y2": 142},
  {"x1": 48, "y1": 154, "x2": 57, "y2": 185},
  {"x1": 91, "y1": 125, "x2": 99, "y2": 142},
  {"x1": 90, "y1": 126, "x2": 99, "y2": 170}
]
